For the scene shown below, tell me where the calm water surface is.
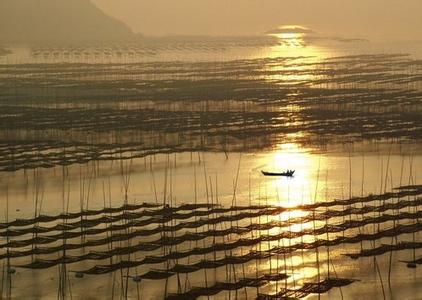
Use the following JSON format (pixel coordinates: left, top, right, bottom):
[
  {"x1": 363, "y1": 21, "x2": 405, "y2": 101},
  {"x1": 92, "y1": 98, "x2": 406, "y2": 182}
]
[{"x1": 0, "y1": 36, "x2": 421, "y2": 299}]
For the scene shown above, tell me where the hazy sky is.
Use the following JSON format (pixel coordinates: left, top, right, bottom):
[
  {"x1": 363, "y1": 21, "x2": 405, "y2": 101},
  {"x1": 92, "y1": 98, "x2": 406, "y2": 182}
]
[{"x1": 92, "y1": 0, "x2": 422, "y2": 40}]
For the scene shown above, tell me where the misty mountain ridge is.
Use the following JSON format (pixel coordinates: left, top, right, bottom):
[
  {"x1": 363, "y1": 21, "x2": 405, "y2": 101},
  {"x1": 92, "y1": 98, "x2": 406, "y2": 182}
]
[{"x1": 0, "y1": 0, "x2": 136, "y2": 45}]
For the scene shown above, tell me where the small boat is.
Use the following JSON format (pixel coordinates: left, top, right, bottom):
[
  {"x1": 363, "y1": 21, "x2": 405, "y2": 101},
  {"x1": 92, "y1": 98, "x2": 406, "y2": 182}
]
[{"x1": 261, "y1": 170, "x2": 295, "y2": 177}]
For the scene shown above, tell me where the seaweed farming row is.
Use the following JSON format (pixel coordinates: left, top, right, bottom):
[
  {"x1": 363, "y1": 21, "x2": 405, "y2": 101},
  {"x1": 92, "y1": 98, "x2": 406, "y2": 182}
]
[
  {"x1": 0, "y1": 182, "x2": 421, "y2": 298},
  {"x1": 2, "y1": 54, "x2": 422, "y2": 103},
  {"x1": 0, "y1": 184, "x2": 420, "y2": 231},
  {"x1": 7, "y1": 207, "x2": 422, "y2": 270},
  {"x1": 1, "y1": 52, "x2": 420, "y2": 96},
  {"x1": 0, "y1": 36, "x2": 281, "y2": 63},
  {"x1": 0, "y1": 106, "x2": 419, "y2": 171},
  {"x1": 0, "y1": 53, "x2": 421, "y2": 173}
]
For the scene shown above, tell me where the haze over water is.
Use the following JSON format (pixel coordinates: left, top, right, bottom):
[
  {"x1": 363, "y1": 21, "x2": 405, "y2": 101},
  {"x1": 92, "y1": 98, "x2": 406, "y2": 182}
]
[{"x1": 0, "y1": 1, "x2": 421, "y2": 299}]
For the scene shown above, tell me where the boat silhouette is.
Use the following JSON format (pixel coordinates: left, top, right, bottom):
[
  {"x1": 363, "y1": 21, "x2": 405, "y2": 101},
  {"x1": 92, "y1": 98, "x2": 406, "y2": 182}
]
[{"x1": 261, "y1": 170, "x2": 295, "y2": 177}]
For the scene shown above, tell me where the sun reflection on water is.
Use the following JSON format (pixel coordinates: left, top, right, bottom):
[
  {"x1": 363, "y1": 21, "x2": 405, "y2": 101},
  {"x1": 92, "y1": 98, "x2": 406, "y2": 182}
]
[
  {"x1": 278, "y1": 209, "x2": 307, "y2": 221},
  {"x1": 257, "y1": 142, "x2": 328, "y2": 208},
  {"x1": 260, "y1": 25, "x2": 329, "y2": 83},
  {"x1": 254, "y1": 141, "x2": 331, "y2": 286}
]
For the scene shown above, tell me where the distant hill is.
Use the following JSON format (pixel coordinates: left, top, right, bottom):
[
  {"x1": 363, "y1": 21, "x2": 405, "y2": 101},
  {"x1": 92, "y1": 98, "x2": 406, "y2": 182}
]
[{"x1": 0, "y1": 0, "x2": 135, "y2": 45}]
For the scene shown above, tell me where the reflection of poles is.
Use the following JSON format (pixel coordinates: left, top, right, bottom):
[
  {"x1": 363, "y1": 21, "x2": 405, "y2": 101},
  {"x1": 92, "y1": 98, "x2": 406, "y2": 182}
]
[
  {"x1": 251, "y1": 175, "x2": 260, "y2": 298},
  {"x1": 287, "y1": 185, "x2": 296, "y2": 290},
  {"x1": 275, "y1": 187, "x2": 281, "y2": 293},
  {"x1": 325, "y1": 171, "x2": 330, "y2": 279},
  {"x1": 122, "y1": 158, "x2": 133, "y2": 299},
  {"x1": 382, "y1": 150, "x2": 391, "y2": 244},
  {"x1": 107, "y1": 176, "x2": 118, "y2": 300},
  {"x1": 313, "y1": 157, "x2": 321, "y2": 300},
  {"x1": 32, "y1": 169, "x2": 41, "y2": 264},
  {"x1": 163, "y1": 155, "x2": 170, "y2": 299},
  {"x1": 222, "y1": 170, "x2": 230, "y2": 294},
  {"x1": 388, "y1": 156, "x2": 404, "y2": 284},
  {"x1": 348, "y1": 149, "x2": 352, "y2": 226},
  {"x1": 232, "y1": 172, "x2": 248, "y2": 299},
  {"x1": 374, "y1": 155, "x2": 383, "y2": 270},
  {"x1": 265, "y1": 185, "x2": 271, "y2": 279},
  {"x1": 373, "y1": 155, "x2": 386, "y2": 300},
  {"x1": 325, "y1": 167, "x2": 345, "y2": 300},
  {"x1": 360, "y1": 154, "x2": 365, "y2": 252},
  {"x1": 58, "y1": 165, "x2": 72, "y2": 300},
  {"x1": 281, "y1": 204, "x2": 288, "y2": 292},
  {"x1": 79, "y1": 166, "x2": 85, "y2": 248},
  {"x1": 387, "y1": 168, "x2": 395, "y2": 287},
  {"x1": 230, "y1": 154, "x2": 241, "y2": 300},
  {"x1": 408, "y1": 155, "x2": 416, "y2": 263},
  {"x1": 184, "y1": 163, "x2": 198, "y2": 292},
  {"x1": 172, "y1": 160, "x2": 183, "y2": 295},
  {"x1": 201, "y1": 154, "x2": 210, "y2": 300},
  {"x1": 5, "y1": 183, "x2": 13, "y2": 300},
  {"x1": 378, "y1": 154, "x2": 383, "y2": 234},
  {"x1": 209, "y1": 176, "x2": 217, "y2": 286},
  {"x1": 300, "y1": 186, "x2": 305, "y2": 263},
  {"x1": 328, "y1": 248, "x2": 344, "y2": 300}
]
